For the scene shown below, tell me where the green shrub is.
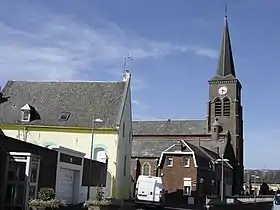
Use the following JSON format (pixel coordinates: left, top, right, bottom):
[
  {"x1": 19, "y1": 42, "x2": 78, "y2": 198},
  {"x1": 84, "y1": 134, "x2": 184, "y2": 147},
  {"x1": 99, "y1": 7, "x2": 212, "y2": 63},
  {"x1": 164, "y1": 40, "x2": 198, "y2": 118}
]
[
  {"x1": 38, "y1": 188, "x2": 55, "y2": 201},
  {"x1": 29, "y1": 188, "x2": 66, "y2": 209},
  {"x1": 95, "y1": 185, "x2": 103, "y2": 201},
  {"x1": 84, "y1": 185, "x2": 112, "y2": 207}
]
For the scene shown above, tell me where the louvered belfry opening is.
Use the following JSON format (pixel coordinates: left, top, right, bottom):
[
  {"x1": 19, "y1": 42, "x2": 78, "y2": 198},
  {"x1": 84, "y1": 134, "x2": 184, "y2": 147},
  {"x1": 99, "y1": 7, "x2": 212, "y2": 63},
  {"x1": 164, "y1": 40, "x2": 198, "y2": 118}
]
[
  {"x1": 214, "y1": 98, "x2": 222, "y2": 116},
  {"x1": 223, "y1": 98, "x2": 230, "y2": 116}
]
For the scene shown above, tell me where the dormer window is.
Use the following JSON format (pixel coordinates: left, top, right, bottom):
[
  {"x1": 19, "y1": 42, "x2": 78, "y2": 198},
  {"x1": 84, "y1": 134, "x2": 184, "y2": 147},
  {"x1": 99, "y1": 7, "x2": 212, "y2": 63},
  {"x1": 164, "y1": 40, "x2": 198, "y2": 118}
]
[
  {"x1": 21, "y1": 104, "x2": 31, "y2": 122},
  {"x1": 22, "y1": 111, "x2": 29, "y2": 121},
  {"x1": 59, "y1": 112, "x2": 70, "y2": 121}
]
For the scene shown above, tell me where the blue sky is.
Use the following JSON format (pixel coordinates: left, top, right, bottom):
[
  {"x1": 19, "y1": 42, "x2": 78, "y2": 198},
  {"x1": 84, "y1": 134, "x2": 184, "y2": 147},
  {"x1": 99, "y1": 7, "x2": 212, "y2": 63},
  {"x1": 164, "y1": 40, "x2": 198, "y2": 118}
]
[{"x1": 0, "y1": 0, "x2": 279, "y2": 169}]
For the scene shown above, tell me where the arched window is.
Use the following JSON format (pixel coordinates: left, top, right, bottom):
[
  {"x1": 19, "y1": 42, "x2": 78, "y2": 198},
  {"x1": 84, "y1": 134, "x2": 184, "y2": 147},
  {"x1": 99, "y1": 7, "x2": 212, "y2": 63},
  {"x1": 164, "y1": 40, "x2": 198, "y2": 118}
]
[
  {"x1": 93, "y1": 147, "x2": 105, "y2": 160},
  {"x1": 223, "y1": 98, "x2": 230, "y2": 116},
  {"x1": 214, "y1": 98, "x2": 222, "y2": 116},
  {"x1": 141, "y1": 162, "x2": 151, "y2": 176}
]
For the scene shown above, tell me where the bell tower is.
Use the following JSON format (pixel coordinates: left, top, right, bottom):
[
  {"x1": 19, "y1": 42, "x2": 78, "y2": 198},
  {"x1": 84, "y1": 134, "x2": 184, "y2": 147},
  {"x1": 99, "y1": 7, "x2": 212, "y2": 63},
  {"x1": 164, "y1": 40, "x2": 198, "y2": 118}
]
[{"x1": 206, "y1": 14, "x2": 244, "y2": 194}]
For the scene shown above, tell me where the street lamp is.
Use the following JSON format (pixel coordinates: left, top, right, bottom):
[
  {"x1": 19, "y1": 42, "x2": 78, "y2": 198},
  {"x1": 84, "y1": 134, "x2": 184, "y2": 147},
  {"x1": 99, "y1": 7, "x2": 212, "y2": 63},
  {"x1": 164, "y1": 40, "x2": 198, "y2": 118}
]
[
  {"x1": 216, "y1": 155, "x2": 229, "y2": 202},
  {"x1": 87, "y1": 116, "x2": 103, "y2": 200}
]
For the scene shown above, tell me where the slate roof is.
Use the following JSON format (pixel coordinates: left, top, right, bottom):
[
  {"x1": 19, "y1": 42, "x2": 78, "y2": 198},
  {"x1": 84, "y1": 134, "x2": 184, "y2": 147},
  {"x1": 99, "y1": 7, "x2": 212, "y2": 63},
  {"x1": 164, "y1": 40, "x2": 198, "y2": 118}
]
[
  {"x1": 199, "y1": 146, "x2": 220, "y2": 160},
  {"x1": 216, "y1": 16, "x2": 236, "y2": 78},
  {"x1": 186, "y1": 142, "x2": 210, "y2": 160},
  {"x1": 186, "y1": 140, "x2": 226, "y2": 158},
  {"x1": 164, "y1": 143, "x2": 192, "y2": 153},
  {"x1": 156, "y1": 140, "x2": 213, "y2": 168},
  {"x1": 132, "y1": 139, "x2": 181, "y2": 157},
  {"x1": 199, "y1": 146, "x2": 232, "y2": 168},
  {"x1": 132, "y1": 120, "x2": 207, "y2": 135},
  {"x1": 0, "y1": 80, "x2": 127, "y2": 128}
]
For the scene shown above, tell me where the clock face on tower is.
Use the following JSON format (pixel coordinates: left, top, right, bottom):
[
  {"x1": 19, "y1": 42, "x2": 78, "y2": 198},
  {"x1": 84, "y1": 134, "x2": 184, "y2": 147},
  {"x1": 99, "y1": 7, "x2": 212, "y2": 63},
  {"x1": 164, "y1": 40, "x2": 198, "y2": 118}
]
[{"x1": 218, "y1": 86, "x2": 228, "y2": 95}]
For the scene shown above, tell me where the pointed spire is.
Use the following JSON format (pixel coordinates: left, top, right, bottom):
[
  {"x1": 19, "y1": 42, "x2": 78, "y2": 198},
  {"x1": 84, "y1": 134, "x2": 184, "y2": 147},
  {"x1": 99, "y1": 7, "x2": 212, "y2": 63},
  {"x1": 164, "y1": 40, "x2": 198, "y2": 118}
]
[{"x1": 216, "y1": 10, "x2": 236, "y2": 77}]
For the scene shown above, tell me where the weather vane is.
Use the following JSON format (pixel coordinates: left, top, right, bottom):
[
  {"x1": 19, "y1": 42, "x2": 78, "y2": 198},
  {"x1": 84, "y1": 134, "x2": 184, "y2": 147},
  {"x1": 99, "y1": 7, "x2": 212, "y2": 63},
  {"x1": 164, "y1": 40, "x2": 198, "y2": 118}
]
[
  {"x1": 123, "y1": 54, "x2": 133, "y2": 73},
  {"x1": 225, "y1": 3, "x2": 228, "y2": 17}
]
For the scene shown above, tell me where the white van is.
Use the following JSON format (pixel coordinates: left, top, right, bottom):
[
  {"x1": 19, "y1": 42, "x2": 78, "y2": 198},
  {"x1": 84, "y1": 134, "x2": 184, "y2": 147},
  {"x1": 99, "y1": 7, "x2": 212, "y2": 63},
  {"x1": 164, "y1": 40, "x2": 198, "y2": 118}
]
[
  {"x1": 134, "y1": 175, "x2": 165, "y2": 208},
  {"x1": 273, "y1": 194, "x2": 280, "y2": 210}
]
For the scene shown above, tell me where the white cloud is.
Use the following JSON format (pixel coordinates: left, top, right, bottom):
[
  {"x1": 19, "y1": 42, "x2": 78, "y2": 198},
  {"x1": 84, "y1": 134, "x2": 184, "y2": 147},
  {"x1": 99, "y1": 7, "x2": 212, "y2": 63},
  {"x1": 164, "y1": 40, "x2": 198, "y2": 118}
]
[
  {"x1": 0, "y1": 3, "x2": 218, "y2": 83},
  {"x1": 177, "y1": 46, "x2": 218, "y2": 59},
  {"x1": 0, "y1": 2, "x2": 219, "y2": 120},
  {"x1": 131, "y1": 99, "x2": 140, "y2": 106}
]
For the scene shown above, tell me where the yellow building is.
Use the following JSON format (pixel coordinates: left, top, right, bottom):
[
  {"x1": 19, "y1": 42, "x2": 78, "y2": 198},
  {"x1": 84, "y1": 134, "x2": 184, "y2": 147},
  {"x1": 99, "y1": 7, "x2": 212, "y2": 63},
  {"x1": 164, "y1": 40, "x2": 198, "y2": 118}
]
[{"x1": 0, "y1": 70, "x2": 133, "y2": 200}]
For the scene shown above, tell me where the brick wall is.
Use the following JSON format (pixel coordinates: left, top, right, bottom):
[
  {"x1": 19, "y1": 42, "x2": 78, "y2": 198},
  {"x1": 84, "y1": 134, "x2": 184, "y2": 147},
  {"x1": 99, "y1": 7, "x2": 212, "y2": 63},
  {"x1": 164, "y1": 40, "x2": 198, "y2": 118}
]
[
  {"x1": 198, "y1": 167, "x2": 217, "y2": 195},
  {"x1": 130, "y1": 157, "x2": 159, "y2": 181},
  {"x1": 161, "y1": 154, "x2": 197, "y2": 194}
]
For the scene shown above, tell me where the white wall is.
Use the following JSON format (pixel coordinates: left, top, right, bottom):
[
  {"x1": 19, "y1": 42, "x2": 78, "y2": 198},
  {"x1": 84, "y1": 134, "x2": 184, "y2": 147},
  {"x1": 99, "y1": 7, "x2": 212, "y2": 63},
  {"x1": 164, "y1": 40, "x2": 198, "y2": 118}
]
[{"x1": 115, "y1": 81, "x2": 133, "y2": 199}]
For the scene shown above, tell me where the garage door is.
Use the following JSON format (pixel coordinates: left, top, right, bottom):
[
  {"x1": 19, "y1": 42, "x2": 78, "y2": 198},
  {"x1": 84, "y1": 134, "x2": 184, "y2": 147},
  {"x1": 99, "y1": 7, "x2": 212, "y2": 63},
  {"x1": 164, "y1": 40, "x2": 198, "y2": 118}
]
[{"x1": 56, "y1": 168, "x2": 75, "y2": 204}]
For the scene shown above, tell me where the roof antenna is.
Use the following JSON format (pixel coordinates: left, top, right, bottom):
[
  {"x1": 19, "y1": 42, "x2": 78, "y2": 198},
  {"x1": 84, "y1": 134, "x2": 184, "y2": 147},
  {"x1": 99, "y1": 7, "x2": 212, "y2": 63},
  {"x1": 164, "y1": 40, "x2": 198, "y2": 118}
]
[{"x1": 123, "y1": 53, "x2": 133, "y2": 73}]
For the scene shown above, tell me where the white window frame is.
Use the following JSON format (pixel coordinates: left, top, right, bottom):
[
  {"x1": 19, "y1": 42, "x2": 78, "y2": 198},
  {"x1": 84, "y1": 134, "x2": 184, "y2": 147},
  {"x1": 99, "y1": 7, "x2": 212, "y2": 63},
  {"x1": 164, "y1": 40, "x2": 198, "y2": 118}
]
[
  {"x1": 93, "y1": 147, "x2": 105, "y2": 160},
  {"x1": 184, "y1": 157, "x2": 190, "y2": 167},
  {"x1": 183, "y1": 177, "x2": 192, "y2": 196},
  {"x1": 209, "y1": 161, "x2": 212, "y2": 170},
  {"x1": 166, "y1": 157, "x2": 173, "y2": 167},
  {"x1": 21, "y1": 110, "x2": 30, "y2": 122}
]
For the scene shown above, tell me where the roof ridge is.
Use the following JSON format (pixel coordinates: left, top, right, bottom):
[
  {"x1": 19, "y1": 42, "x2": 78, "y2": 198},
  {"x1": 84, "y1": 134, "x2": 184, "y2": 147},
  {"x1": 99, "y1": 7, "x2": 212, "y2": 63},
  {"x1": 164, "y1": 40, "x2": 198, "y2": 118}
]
[
  {"x1": 133, "y1": 119, "x2": 205, "y2": 122},
  {"x1": 7, "y1": 80, "x2": 124, "y2": 84}
]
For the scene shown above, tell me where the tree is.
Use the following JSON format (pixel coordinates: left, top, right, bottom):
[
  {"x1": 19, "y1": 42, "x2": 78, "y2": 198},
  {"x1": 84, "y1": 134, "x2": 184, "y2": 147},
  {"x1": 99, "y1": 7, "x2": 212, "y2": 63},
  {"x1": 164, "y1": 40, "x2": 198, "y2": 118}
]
[{"x1": 259, "y1": 182, "x2": 270, "y2": 195}]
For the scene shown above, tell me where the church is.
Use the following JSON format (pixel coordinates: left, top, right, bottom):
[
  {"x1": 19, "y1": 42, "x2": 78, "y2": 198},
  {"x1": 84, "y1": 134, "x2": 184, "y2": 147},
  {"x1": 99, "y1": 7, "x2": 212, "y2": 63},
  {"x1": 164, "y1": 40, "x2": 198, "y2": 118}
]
[{"x1": 131, "y1": 14, "x2": 244, "y2": 198}]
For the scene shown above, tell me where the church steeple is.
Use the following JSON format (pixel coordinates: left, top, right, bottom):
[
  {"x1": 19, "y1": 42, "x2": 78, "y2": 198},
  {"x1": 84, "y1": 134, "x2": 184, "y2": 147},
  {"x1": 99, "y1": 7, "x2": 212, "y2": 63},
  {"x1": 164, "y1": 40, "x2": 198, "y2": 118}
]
[
  {"x1": 207, "y1": 9, "x2": 244, "y2": 195},
  {"x1": 216, "y1": 14, "x2": 236, "y2": 78}
]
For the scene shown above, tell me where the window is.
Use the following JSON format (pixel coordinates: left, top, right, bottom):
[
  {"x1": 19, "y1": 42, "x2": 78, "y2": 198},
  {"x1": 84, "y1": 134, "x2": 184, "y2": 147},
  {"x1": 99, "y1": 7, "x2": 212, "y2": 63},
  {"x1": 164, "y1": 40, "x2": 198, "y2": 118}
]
[
  {"x1": 22, "y1": 111, "x2": 30, "y2": 121},
  {"x1": 183, "y1": 157, "x2": 190, "y2": 167},
  {"x1": 59, "y1": 112, "x2": 70, "y2": 121},
  {"x1": 93, "y1": 147, "x2": 105, "y2": 160},
  {"x1": 166, "y1": 157, "x2": 173, "y2": 167},
  {"x1": 142, "y1": 162, "x2": 151, "y2": 176},
  {"x1": 21, "y1": 104, "x2": 32, "y2": 122},
  {"x1": 223, "y1": 98, "x2": 230, "y2": 116},
  {"x1": 209, "y1": 162, "x2": 213, "y2": 170},
  {"x1": 123, "y1": 155, "x2": 127, "y2": 176},
  {"x1": 214, "y1": 98, "x2": 222, "y2": 116},
  {"x1": 183, "y1": 178, "x2": 192, "y2": 195},
  {"x1": 213, "y1": 127, "x2": 217, "y2": 132}
]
